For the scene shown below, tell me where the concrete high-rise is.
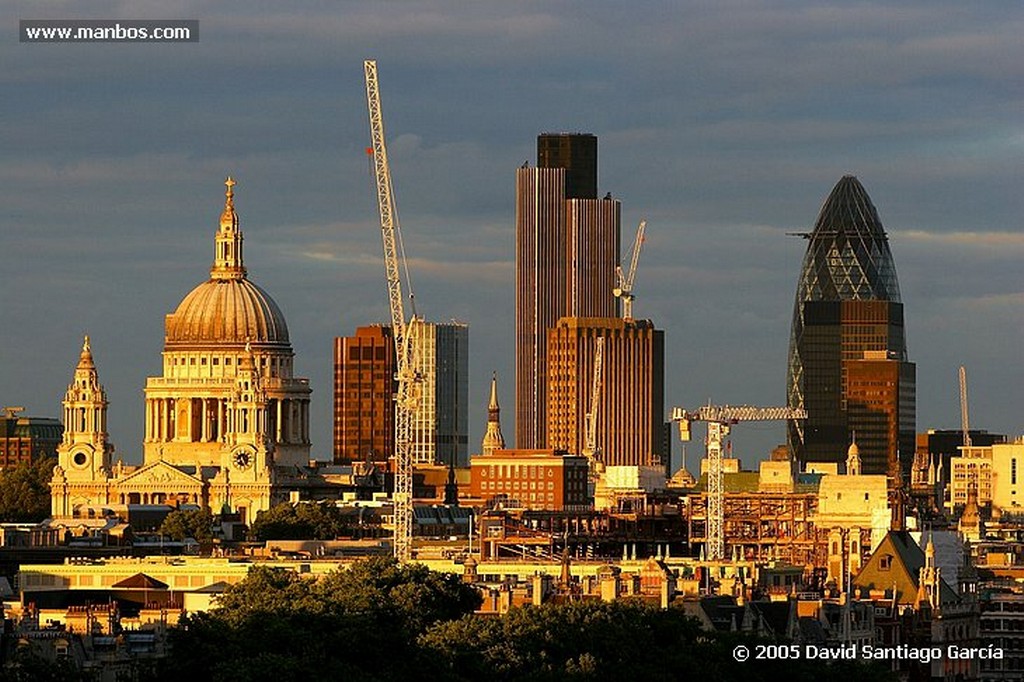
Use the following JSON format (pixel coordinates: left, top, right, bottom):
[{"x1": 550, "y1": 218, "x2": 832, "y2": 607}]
[
  {"x1": 409, "y1": 321, "x2": 469, "y2": 467},
  {"x1": 787, "y1": 176, "x2": 915, "y2": 478},
  {"x1": 515, "y1": 133, "x2": 620, "y2": 449},
  {"x1": 546, "y1": 317, "x2": 666, "y2": 471}
]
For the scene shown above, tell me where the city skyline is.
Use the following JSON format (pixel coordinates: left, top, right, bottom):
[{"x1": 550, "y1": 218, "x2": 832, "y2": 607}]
[{"x1": 2, "y1": 1, "x2": 1020, "y2": 470}]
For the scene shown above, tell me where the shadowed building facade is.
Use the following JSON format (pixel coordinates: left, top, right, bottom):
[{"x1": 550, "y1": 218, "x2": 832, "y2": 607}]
[
  {"x1": 787, "y1": 176, "x2": 915, "y2": 479},
  {"x1": 515, "y1": 133, "x2": 619, "y2": 449}
]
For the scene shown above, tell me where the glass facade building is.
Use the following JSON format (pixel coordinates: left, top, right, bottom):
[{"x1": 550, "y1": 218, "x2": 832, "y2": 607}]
[{"x1": 787, "y1": 176, "x2": 915, "y2": 477}]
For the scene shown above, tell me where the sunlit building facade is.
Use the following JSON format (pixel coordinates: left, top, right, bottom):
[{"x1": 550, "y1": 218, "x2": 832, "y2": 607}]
[
  {"x1": 515, "y1": 133, "x2": 620, "y2": 449},
  {"x1": 787, "y1": 176, "x2": 915, "y2": 477}
]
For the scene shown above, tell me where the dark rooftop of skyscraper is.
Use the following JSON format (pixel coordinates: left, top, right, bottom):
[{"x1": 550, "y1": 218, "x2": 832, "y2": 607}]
[{"x1": 537, "y1": 133, "x2": 597, "y2": 199}]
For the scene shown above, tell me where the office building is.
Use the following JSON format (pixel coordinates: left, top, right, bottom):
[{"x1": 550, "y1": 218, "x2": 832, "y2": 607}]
[
  {"x1": 333, "y1": 325, "x2": 395, "y2": 464},
  {"x1": 410, "y1": 321, "x2": 469, "y2": 466},
  {"x1": 469, "y1": 448, "x2": 590, "y2": 511},
  {"x1": 546, "y1": 317, "x2": 665, "y2": 470},
  {"x1": 787, "y1": 176, "x2": 915, "y2": 477},
  {"x1": 515, "y1": 133, "x2": 619, "y2": 448},
  {"x1": 0, "y1": 407, "x2": 62, "y2": 467},
  {"x1": 334, "y1": 321, "x2": 468, "y2": 467}
]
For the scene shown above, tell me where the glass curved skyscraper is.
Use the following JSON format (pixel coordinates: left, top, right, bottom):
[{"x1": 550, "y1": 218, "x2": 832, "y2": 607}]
[{"x1": 787, "y1": 176, "x2": 915, "y2": 478}]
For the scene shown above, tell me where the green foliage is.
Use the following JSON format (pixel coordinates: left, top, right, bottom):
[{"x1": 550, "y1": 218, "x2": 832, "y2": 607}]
[
  {"x1": 164, "y1": 555, "x2": 896, "y2": 682},
  {"x1": 158, "y1": 508, "x2": 213, "y2": 542},
  {"x1": 421, "y1": 601, "x2": 899, "y2": 682},
  {"x1": 0, "y1": 457, "x2": 56, "y2": 522},
  {"x1": 248, "y1": 502, "x2": 345, "y2": 541},
  {"x1": 165, "y1": 556, "x2": 482, "y2": 682},
  {"x1": 0, "y1": 646, "x2": 90, "y2": 681}
]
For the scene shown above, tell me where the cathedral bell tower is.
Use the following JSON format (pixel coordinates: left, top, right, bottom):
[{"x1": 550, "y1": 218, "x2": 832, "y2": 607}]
[
  {"x1": 52, "y1": 336, "x2": 113, "y2": 516},
  {"x1": 223, "y1": 343, "x2": 273, "y2": 479}
]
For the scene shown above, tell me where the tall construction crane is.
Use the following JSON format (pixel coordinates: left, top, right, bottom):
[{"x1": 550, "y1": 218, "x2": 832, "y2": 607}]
[
  {"x1": 959, "y1": 365, "x2": 972, "y2": 448},
  {"x1": 582, "y1": 337, "x2": 605, "y2": 465},
  {"x1": 671, "y1": 404, "x2": 807, "y2": 562},
  {"x1": 613, "y1": 220, "x2": 647, "y2": 321},
  {"x1": 364, "y1": 60, "x2": 422, "y2": 563}
]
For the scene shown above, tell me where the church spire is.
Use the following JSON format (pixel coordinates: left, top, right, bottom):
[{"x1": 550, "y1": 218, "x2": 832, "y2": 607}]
[
  {"x1": 481, "y1": 372, "x2": 505, "y2": 456},
  {"x1": 211, "y1": 176, "x2": 246, "y2": 280},
  {"x1": 846, "y1": 432, "x2": 861, "y2": 476}
]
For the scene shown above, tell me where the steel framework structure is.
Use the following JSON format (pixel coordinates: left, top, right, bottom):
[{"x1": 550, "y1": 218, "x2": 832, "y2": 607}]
[
  {"x1": 614, "y1": 220, "x2": 646, "y2": 321},
  {"x1": 364, "y1": 60, "x2": 421, "y2": 563},
  {"x1": 672, "y1": 404, "x2": 807, "y2": 561}
]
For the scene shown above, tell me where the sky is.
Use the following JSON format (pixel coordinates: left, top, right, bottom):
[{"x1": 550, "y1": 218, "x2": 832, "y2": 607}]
[{"x1": 2, "y1": 1, "x2": 1021, "y2": 472}]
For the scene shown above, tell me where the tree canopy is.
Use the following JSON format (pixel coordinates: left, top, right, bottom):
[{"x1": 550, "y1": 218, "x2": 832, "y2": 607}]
[
  {"x1": 158, "y1": 508, "x2": 213, "y2": 542},
  {"x1": 165, "y1": 556, "x2": 482, "y2": 681},
  {"x1": 248, "y1": 502, "x2": 346, "y2": 541},
  {"x1": 163, "y1": 556, "x2": 897, "y2": 682},
  {"x1": 0, "y1": 457, "x2": 55, "y2": 522}
]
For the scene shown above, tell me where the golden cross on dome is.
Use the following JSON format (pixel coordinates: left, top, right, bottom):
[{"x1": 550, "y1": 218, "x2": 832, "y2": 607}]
[{"x1": 224, "y1": 176, "x2": 236, "y2": 197}]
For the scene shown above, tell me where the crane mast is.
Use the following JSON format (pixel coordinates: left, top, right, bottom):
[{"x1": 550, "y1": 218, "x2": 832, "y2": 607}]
[
  {"x1": 671, "y1": 404, "x2": 807, "y2": 561},
  {"x1": 959, "y1": 365, "x2": 972, "y2": 448},
  {"x1": 364, "y1": 60, "x2": 420, "y2": 563},
  {"x1": 583, "y1": 337, "x2": 605, "y2": 464},
  {"x1": 614, "y1": 219, "x2": 647, "y2": 320}
]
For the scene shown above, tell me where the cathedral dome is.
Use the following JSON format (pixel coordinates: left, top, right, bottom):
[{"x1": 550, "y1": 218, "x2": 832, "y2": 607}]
[
  {"x1": 164, "y1": 177, "x2": 290, "y2": 349},
  {"x1": 166, "y1": 277, "x2": 289, "y2": 347}
]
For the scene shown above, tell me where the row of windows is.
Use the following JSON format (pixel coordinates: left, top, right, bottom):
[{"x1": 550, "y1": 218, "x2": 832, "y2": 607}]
[
  {"x1": 481, "y1": 465, "x2": 556, "y2": 478},
  {"x1": 170, "y1": 355, "x2": 289, "y2": 368},
  {"x1": 346, "y1": 346, "x2": 388, "y2": 361},
  {"x1": 483, "y1": 480, "x2": 555, "y2": 492}
]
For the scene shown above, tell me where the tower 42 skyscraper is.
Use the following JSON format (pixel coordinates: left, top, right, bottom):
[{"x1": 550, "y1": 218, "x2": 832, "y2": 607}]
[
  {"x1": 787, "y1": 176, "x2": 915, "y2": 478},
  {"x1": 515, "y1": 133, "x2": 619, "y2": 449}
]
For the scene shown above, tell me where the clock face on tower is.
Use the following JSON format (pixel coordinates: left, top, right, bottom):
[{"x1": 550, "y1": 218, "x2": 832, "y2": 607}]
[{"x1": 233, "y1": 449, "x2": 252, "y2": 470}]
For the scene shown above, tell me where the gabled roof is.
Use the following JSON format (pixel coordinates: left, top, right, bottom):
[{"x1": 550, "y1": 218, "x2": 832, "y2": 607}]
[
  {"x1": 112, "y1": 573, "x2": 168, "y2": 590},
  {"x1": 854, "y1": 531, "x2": 957, "y2": 605},
  {"x1": 116, "y1": 459, "x2": 205, "y2": 487}
]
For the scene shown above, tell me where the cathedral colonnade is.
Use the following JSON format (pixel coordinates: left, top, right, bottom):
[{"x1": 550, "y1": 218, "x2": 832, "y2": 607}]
[{"x1": 144, "y1": 397, "x2": 310, "y2": 445}]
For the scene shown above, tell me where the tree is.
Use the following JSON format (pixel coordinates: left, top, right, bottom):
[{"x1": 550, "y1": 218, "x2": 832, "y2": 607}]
[
  {"x1": 0, "y1": 457, "x2": 55, "y2": 522},
  {"x1": 165, "y1": 556, "x2": 482, "y2": 682},
  {"x1": 419, "y1": 600, "x2": 900, "y2": 682},
  {"x1": 158, "y1": 508, "x2": 213, "y2": 542}
]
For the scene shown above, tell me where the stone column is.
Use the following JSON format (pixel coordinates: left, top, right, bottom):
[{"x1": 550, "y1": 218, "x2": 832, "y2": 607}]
[{"x1": 201, "y1": 398, "x2": 209, "y2": 442}]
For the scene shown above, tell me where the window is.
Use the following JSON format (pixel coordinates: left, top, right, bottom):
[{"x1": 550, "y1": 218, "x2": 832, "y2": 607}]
[{"x1": 880, "y1": 555, "x2": 892, "y2": 571}]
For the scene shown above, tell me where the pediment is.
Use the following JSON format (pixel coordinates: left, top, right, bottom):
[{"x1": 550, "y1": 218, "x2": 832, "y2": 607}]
[{"x1": 116, "y1": 460, "x2": 204, "y2": 487}]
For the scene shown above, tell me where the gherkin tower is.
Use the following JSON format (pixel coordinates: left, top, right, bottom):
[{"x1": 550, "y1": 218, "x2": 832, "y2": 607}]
[{"x1": 787, "y1": 176, "x2": 915, "y2": 477}]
